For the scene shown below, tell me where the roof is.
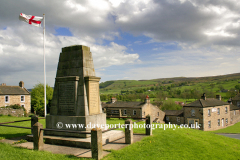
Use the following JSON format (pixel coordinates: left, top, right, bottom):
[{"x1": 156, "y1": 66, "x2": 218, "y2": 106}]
[
  {"x1": 164, "y1": 110, "x2": 183, "y2": 116},
  {"x1": 102, "y1": 101, "x2": 145, "y2": 109},
  {"x1": 184, "y1": 98, "x2": 229, "y2": 108},
  {"x1": 232, "y1": 93, "x2": 240, "y2": 101},
  {"x1": 230, "y1": 104, "x2": 240, "y2": 111},
  {"x1": 0, "y1": 86, "x2": 30, "y2": 95}
]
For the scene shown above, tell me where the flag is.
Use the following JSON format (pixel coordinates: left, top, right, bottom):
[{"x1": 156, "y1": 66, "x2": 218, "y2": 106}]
[{"x1": 19, "y1": 13, "x2": 43, "y2": 27}]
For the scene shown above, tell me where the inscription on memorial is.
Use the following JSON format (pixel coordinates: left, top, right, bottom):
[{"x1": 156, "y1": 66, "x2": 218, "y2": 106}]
[
  {"x1": 58, "y1": 82, "x2": 76, "y2": 115},
  {"x1": 89, "y1": 82, "x2": 99, "y2": 115}
]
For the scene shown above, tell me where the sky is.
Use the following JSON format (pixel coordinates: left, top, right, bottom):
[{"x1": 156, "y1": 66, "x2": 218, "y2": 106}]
[{"x1": 1, "y1": 0, "x2": 240, "y2": 89}]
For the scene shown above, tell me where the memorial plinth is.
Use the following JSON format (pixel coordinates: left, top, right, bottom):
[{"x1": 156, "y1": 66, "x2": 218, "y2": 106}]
[{"x1": 45, "y1": 45, "x2": 106, "y2": 138}]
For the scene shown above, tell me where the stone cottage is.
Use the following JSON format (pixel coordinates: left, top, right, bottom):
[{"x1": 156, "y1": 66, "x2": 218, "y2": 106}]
[
  {"x1": 102, "y1": 96, "x2": 165, "y2": 123},
  {"x1": 0, "y1": 81, "x2": 31, "y2": 113},
  {"x1": 232, "y1": 93, "x2": 240, "y2": 108},
  {"x1": 164, "y1": 94, "x2": 240, "y2": 131}
]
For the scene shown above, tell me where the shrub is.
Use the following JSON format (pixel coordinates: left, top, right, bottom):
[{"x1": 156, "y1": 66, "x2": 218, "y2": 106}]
[{"x1": 4, "y1": 104, "x2": 25, "y2": 111}]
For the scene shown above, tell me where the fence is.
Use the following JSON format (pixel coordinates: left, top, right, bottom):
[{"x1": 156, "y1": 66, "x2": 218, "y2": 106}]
[{"x1": 0, "y1": 115, "x2": 153, "y2": 160}]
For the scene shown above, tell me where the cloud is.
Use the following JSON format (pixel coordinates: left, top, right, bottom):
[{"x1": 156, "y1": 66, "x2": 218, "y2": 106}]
[
  {"x1": 1, "y1": 0, "x2": 240, "y2": 88},
  {"x1": 0, "y1": 25, "x2": 139, "y2": 88}
]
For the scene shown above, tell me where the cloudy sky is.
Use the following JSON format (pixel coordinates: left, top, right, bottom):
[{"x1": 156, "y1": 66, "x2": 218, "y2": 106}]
[{"x1": 1, "y1": 0, "x2": 240, "y2": 89}]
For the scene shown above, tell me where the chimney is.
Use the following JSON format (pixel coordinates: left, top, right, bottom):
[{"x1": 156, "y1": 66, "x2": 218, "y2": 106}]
[
  {"x1": 145, "y1": 95, "x2": 150, "y2": 103},
  {"x1": 216, "y1": 95, "x2": 221, "y2": 101},
  {"x1": 19, "y1": 81, "x2": 24, "y2": 88},
  {"x1": 111, "y1": 97, "x2": 117, "y2": 103},
  {"x1": 1, "y1": 83, "x2": 6, "y2": 86},
  {"x1": 201, "y1": 93, "x2": 206, "y2": 100},
  {"x1": 227, "y1": 98, "x2": 232, "y2": 104}
]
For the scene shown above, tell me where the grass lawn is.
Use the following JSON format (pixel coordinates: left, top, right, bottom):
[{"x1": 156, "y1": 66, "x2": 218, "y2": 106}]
[
  {"x1": 103, "y1": 127, "x2": 240, "y2": 160},
  {"x1": 0, "y1": 143, "x2": 88, "y2": 160},
  {"x1": 212, "y1": 122, "x2": 240, "y2": 134},
  {"x1": 1, "y1": 116, "x2": 240, "y2": 159},
  {"x1": 0, "y1": 116, "x2": 45, "y2": 140}
]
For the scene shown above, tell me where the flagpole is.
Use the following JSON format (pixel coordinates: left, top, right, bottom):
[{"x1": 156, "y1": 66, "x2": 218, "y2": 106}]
[{"x1": 43, "y1": 14, "x2": 47, "y2": 117}]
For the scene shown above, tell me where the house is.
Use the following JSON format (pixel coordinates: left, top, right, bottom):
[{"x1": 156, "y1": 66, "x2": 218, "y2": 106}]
[
  {"x1": 183, "y1": 94, "x2": 231, "y2": 131},
  {"x1": 102, "y1": 96, "x2": 165, "y2": 123},
  {"x1": 164, "y1": 94, "x2": 240, "y2": 131},
  {"x1": 164, "y1": 109, "x2": 184, "y2": 125},
  {"x1": 0, "y1": 81, "x2": 31, "y2": 113},
  {"x1": 232, "y1": 93, "x2": 240, "y2": 108}
]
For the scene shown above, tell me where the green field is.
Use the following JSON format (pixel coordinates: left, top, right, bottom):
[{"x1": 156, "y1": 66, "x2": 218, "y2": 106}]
[
  {"x1": 212, "y1": 122, "x2": 240, "y2": 134},
  {"x1": 1, "y1": 116, "x2": 240, "y2": 159},
  {"x1": 99, "y1": 73, "x2": 240, "y2": 102}
]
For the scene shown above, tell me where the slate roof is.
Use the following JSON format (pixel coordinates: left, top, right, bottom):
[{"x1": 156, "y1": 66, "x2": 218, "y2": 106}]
[
  {"x1": 102, "y1": 101, "x2": 145, "y2": 109},
  {"x1": 232, "y1": 93, "x2": 240, "y2": 101},
  {"x1": 164, "y1": 109, "x2": 183, "y2": 116},
  {"x1": 184, "y1": 98, "x2": 229, "y2": 108},
  {"x1": 230, "y1": 104, "x2": 240, "y2": 111},
  {"x1": 0, "y1": 86, "x2": 30, "y2": 95}
]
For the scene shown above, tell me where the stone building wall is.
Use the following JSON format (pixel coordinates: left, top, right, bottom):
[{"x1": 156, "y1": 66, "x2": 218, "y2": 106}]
[
  {"x1": 165, "y1": 115, "x2": 184, "y2": 125},
  {"x1": 106, "y1": 107, "x2": 142, "y2": 118},
  {"x1": 230, "y1": 110, "x2": 240, "y2": 124},
  {"x1": 0, "y1": 108, "x2": 24, "y2": 117},
  {"x1": 0, "y1": 95, "x2": 31, "y2": 113},
  {"x1": 203, "y1": 105, "x2": 231, "y2": 131},
  {"x1": 184, "y1": 107, "x2": 204, "y2": 130}
]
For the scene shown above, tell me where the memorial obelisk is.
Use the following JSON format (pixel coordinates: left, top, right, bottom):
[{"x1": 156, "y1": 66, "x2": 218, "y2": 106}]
[{"x1": 45, "y1": 45, "x2": 106, "y2": 138}]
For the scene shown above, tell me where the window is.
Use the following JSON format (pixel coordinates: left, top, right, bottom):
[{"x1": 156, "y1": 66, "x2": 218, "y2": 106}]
[
  {"x1": 208, "y1": 121, "x2": 211, "y2": 128},
  {"x1": 217, "y1": 108, "x2": 220, "y2": 115},
  {"x1": 144, "y1": 112, "x2": 145, "y2": 116},
  {"x1": 234, "y1": 110, "x2": 236, "y2": 115},
  {"x1": 158, "y1": 112, "x2": 159, "y2": 116},
  {"x1": 177, "y1": 117, "x2": 180, "y2": 122},
  {"x1": 208, "y1": 109, "x2": 211, "y2": 116},
  {"x1": 124, "y1": 109, "x2": 127, "y2": 115},
  {"x1": 191, "y1": 109, "x2": 195, "y2": 116},
  {"x1": 21, "y1": 105, "x2": 25, "y2": 108},
  {"x1": 133, "y1": 110, "x2": 136, "y2": 115},
  {"x1": 21, "y1": 95, "x2": 25, "y2": 102},
  {"x1": 5, "y1": 96, "x2": 9, "y2": 103},
  {"x1": 225, "y1": 107, "x2": 228, "y2": 113},
  {"x1": 166, "y1": 116, "x2": 169, "y2": 121},
  {"x1": 218, "y1": 119, "x2": 220, "y2": 126},
  {"x1": 226, "y1": 118, "x2": 228, "y2": 124}
]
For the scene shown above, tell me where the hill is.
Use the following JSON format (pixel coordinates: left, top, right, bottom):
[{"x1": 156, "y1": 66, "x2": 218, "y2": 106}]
[{"x1": 99, "y1": 73, "x2": 240, "y2": 103}]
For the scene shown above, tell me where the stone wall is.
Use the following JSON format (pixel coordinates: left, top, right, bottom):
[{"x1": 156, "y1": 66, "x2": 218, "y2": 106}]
[
  {"x1": 0, "y1": 95, "x2": 31, "y2": 113},
  {"x1": 106, "y1": 107, "x2": 142, "y2": 118},
  {"x1": 230, "y1": 110, "x2": 240, "y2": 124},
  {"x1": 202, "y1": 105, "x2": 231, "y2": 131},
  {"x1": 0, "y1": 108, "x2": 24, "y2": 117},
  {"x1": 184, "y1": 107, "x2": 204, "y2": 130},
  {"x1": 165, "y1": 115, "x2": 184, "y2": 125}
]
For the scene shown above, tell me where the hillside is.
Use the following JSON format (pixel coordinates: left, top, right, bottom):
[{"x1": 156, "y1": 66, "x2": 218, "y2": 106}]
[{"x1": 99, "y1": 73, "x2": 240, "y2": 103}]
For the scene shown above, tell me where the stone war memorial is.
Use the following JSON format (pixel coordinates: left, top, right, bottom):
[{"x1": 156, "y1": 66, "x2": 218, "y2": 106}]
[{"x1": 45, "y1": 45, "x2": 107, "y2": 138}]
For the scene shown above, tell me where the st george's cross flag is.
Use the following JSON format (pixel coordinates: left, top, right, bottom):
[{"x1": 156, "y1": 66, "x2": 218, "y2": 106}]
[{"x1": 19, "y1": 13, "x2": 43, "y2": 27}]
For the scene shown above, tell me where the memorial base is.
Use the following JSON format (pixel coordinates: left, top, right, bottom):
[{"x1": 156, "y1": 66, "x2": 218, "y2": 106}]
[{"x1": 45, "y1": 113, "x2": 106, "y2": 138}]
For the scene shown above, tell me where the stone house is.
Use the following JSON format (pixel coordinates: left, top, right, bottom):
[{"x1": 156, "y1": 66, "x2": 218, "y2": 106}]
[
  {"x1": 0, "y1": 81, "x2": 31, "y2": 113},
  {"x1": 230, "y1": 103, "x2": 240, "y2": 124},
  {"x1": 102, "y1": 96, "x2": 165, "y2": 123},
  {"x1": 232, "y1": 93, "x2": 240, "y2": 108},
  {"x1": 183, "y1": 94, "x2": 231, "y2": 131},
  {"x1": 164, "y1": 94, "x2": 240, "y2": 131},
  {"x1": 164, "y1": 109, "x2": 184, "y2": 125}
]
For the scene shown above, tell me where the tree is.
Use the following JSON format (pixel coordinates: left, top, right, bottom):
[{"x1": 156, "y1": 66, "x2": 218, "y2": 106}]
[
  {"x1": 31, "y1": 83, "x2": 53, "y2": 116},
  {"x1": 235, "y1": 85, "x2": 240, "y2": 92}
]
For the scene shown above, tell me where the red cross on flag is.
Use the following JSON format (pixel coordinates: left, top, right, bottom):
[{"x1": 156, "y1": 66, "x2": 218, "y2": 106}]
[{"x1": 19, "y1": 13, "x2": 43, "y2": 27}]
